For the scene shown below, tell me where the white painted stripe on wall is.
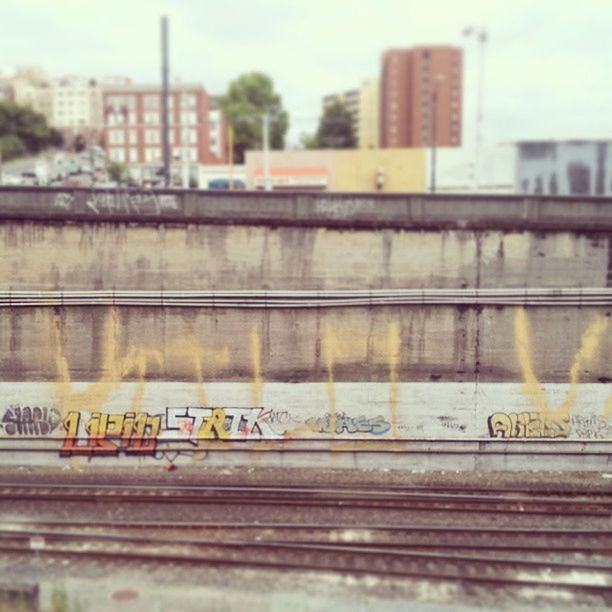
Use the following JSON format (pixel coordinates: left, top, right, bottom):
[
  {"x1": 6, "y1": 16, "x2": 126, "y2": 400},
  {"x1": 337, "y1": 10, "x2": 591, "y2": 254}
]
[{"x1": 0, "y1": 382, "x2": 610, "y2": 441}]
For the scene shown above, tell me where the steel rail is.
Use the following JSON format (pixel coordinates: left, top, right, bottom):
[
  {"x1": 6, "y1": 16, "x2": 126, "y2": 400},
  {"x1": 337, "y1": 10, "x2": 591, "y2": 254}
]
[
  {"x1": 6, "y1": 519, "x2": 611, "y2": 534},
  {"x1": 1, "y1": 527, "x2": 611, "y2": 572},
  {"x1": 0, "y1": 481, "x2": 610, "y2": 496},
  {"x1": 0, "y1": 485, "x2": 609, "y2": 516},
  {"x1": 0, "y1": 482, "x2": 608, "y2": 505},
  {"x1": 2, "y1": 436, "x2": 612, "y2": 444},
  {"x1": 1, "y1": 288, "x2": 612, "y2": 308},
  {"x1": 3, "y1": 524, "x2": 610, "y2": 553},
  {"x1": 0, "y1": 445, "x2": 610, "y2": 455},
  {"x1": 0, "y1": 540, "x2": 609, "y2": 592}
]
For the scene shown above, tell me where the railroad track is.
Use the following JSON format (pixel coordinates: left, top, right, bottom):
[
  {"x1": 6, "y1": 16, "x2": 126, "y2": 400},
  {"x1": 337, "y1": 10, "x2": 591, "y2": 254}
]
[
  {"x1": 0, "y1": 482, "x2": 610, "y2": 516},
  {"x1": 0, "y1": 482, "x2": 610, "y2": 602},
  {"x1": 0, "y1": 524, "x2": 610, "y2": 594}
]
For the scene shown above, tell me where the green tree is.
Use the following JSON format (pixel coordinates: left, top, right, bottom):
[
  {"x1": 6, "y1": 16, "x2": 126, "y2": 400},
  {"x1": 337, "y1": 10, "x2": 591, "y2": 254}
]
[
  {"x1": 106, "y1": 161, "x2": 128, "y2": 183},
  {"x1": 315, "y1": 101, "x2": 356, "y2": 149},
  {"x1": 220, "y1": 72, "x2": 289, "y2": 163},
  {"x1": 299, "y1": 132, "x2": 317, "y2": 150},
  {"x1": 0, "y1": 135, "x2": 26, "y2": 160},
  {"x1": 0, "y1": 101, "x2": 62, "y2": 160},
  {"x1": 73, "y1": 134, "x2": 86, "y2": 152}
]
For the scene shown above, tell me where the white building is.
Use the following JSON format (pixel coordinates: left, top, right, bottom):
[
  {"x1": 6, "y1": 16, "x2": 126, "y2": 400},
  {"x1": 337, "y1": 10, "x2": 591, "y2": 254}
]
[{"x1": 51, "y1": 77, "x2": 103, "y2": 144}]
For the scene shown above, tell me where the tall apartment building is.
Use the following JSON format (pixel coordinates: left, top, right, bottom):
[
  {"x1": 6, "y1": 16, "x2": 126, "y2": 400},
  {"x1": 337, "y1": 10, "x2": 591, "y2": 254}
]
[
  {"x1": 322, "y1": 82, "x2": 379, "y2": 149},
  {"x1": 102, "y1": 84, "x2": 226, "y2": 180},
  {"x1": 380, "y1": 46, "x2": 462, "y2": 148}
]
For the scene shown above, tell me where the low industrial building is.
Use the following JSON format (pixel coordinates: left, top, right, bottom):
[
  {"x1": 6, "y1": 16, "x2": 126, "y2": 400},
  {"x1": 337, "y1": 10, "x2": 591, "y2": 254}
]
[{"x1": 245, "y1": 148, "x2": 426, "y2": 192}]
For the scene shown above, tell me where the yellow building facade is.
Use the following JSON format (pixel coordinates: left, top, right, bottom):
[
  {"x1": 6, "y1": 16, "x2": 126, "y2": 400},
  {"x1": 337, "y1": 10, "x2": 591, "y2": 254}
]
[{"x1": 245, "y1": 148, "x2": 426, "y2": 193}]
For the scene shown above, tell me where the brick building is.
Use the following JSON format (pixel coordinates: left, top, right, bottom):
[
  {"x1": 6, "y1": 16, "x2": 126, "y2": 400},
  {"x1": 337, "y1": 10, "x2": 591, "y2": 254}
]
[
  {"x1": 102, "y1": 84, "x2": 226, "y2": 181},
  {"x1": 380, "y1": 46, "x2": 462, "y2": 148}
]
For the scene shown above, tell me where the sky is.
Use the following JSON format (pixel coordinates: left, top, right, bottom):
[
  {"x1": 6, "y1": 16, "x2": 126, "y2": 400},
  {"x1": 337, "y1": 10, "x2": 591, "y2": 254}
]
[{"x1": 1, "y1": 0, "x2": 612, "y2": 149}]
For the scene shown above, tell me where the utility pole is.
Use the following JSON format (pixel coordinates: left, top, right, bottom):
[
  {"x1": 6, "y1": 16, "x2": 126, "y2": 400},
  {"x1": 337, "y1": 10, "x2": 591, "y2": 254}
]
[
  {"x1": 262, "y1": 113, "x2": 271, "y2": 191},
  {"x1": 463, "y1": 27, "x2": 488, "y2": 190},
  {"x1": 161, "y1": 15, "x2": 170, "y2": 187},
  {"x1": 429, "y1": 74, "x2": 444, "y2": 194},
  {"x1": 228, "y1": 124, "x2": 234, "y2": 191},
  {"x1": 430, "y1": 89, "x2": 437, "y2": 193}
]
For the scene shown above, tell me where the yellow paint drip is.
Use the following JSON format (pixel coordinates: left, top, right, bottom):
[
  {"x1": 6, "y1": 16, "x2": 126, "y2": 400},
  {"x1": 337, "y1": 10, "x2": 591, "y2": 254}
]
[
  {"x1": 604, "y1": 394, "x2": 612, "y2": 419},
  {"x1": 52, "y1": 308, "x2": 229, "y2": 416},
  {"x1": 514, "y1": 307, "x2": 608, "y2": 419},
  {"x1": 250, "y1": 328, "x2": 263, "y2": 406},
  {"x1": 387, "y1": 322, "x2": 401, "y2": 437}
]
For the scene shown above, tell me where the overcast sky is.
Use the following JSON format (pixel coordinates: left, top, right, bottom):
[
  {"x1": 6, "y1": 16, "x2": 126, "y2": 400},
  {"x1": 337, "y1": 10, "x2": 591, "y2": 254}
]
[{"x1": 1, "y1": 0, "x2": 611, "y2": 148}]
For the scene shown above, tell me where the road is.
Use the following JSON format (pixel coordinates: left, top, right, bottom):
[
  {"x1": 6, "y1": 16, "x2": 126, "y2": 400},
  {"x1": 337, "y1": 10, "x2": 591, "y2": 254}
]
[{"x1": 0, "y1": 149, "x2": 101, "y2": 186}]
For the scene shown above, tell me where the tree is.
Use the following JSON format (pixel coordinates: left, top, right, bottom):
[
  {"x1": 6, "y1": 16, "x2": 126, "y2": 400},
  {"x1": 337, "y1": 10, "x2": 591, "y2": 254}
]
[
  {"x1": 299, "y1": 132, "x2": 317, "y2": 150},
  {"x1": 0, "y1": 135, "x2": 26, "y2": 160},
  {"x1": 0, "y1": 101, "x2": 62, "y2": 160},
  {"x1": 106, "y1": 161, "x2": 128, "y2": 183},
  {"x1": 73, "y1": 134, "x2": 86, "y2": 153},
  {"x1": 315, "y1": 101, "x2": 356, "y2": 149},
  {"x1": 220, "y1": 73, "x2": 289, "y2": 163}
]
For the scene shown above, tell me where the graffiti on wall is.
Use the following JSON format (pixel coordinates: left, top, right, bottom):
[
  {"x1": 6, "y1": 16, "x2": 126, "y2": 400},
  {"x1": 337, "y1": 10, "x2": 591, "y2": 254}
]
[
  {"x1": 58, "y1": 407, "x2": 392, "y2": 457},
  {"x1": 50, "y1": 191, "x2": 180, "y2": 215},
  {"x1": 487, "y1": 411, "x2": 570, "y2": 439},
  {"x1": 164, "y1": 407, "x2": 280, "y2": 442},
  {"x1": 305, "y1": 412, "x2": 390, "y2": 436},
  {"x1": 0, "y1": 303, "x2": 608, "y2": 462},
  {"x1": 1, "y1": 406, "x2": 62, "y2": 436},
  {"x1": 61, "y1": 411, "x2": 162, "y2": 456}
]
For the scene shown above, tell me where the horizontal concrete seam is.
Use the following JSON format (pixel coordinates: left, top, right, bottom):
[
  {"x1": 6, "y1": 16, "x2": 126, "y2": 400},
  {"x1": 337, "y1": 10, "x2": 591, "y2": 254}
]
[
  {"x1": 0, "y1": 288, "x2": 611, "y2": 308},
  {"x1": 1, "y1": 213, "x2": 612, "y2": 233}
]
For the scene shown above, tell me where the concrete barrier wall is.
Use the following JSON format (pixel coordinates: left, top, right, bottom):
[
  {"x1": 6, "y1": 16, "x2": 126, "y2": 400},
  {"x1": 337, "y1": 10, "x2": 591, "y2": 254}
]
[
  {"x1": 0, "y1": 189, "x2": 611, "y2": 290},
  {"x1": 0, "y1": 188, "x2": 611, "y2": 468}
]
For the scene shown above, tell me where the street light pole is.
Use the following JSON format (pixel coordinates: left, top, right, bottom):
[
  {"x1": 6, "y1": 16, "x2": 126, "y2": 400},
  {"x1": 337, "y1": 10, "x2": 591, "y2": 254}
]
[
  {"x1": 429, "y1": 74, "x2": 444, "y2": 194},
  {"x1": 430, "y1": 88, "x2": 437, "y2": 193},
  {"x1": 161, "y1": 15, "x2": 170, "y2": 188},
  {"x1": 262, "y1": 113, "x2": 271, "y2": 191}
]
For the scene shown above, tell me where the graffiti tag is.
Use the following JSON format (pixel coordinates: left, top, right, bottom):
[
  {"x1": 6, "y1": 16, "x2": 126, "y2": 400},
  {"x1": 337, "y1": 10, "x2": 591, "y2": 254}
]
[
  {"x1": 1, "y1": 406, "x2": 62, "y2": 436},
  {"x1": 487, "y1": 411, "x2": 570, "y2": 439}
]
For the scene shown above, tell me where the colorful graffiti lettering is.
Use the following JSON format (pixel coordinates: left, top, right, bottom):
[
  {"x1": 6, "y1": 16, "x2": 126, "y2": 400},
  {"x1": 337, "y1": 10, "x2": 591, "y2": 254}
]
[
  {"x1": 61, "y1": 411, "x2": 162, "y2": 456},
  {"x1": 164, "y1": 406, "x2": 280, "y2": 442},
  {"x1": 1, "y1": 406, "x2": 62, "y2": 436},
  {"x1": 487, "y1": 411, "x2": 570, "y2": 439},
  {"x1": 60, "y1": 407, "x2": 282, "y2": 456},
  {"x1": 306, "y1": 413, "x2": 391, "y2": 436}
]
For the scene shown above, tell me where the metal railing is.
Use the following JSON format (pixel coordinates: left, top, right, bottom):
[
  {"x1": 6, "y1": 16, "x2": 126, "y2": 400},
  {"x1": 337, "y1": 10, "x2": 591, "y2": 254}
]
[{"x1": 1, "y1": 288, "x2": 611, "y2": 308}]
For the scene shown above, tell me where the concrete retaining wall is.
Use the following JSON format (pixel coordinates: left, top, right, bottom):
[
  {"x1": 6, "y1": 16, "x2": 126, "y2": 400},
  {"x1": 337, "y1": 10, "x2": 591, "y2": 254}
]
[{"x1": 0, "y1": 188, "x2": 611, "y2": 469}]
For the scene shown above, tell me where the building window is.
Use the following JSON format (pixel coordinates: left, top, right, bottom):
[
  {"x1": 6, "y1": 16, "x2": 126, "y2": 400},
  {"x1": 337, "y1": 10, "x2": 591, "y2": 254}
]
[
  {"x1": 180, "y1": 93, "x2": 196, "y2": 108},
  {"x1": 108, "y1": 130, "x2": 125, "y2": 145},
  {"x1": 144, "y1": 95, "x2": 160, "y2": 109},
  {"x1": 144, "y1": 112, "x2": 159, "y2": 125},
  {"x1": 145, "y1": 148, "x2": 160, "y2": 163},
  {"x1": 129, "y1": 148, "x2": 138, "y2": 163},
  {"x1": 144, "y1": 129, "x2": 160, "y2": 145},
  {"x1": 111, "y1": 149, "x2": 125, "y2": 163},
  {"x1": 128, "y1": 130, "x2": 137, "y2": 144},
  {"x1": 180, "y1": 111, "x2": 197, "y2": 125}
]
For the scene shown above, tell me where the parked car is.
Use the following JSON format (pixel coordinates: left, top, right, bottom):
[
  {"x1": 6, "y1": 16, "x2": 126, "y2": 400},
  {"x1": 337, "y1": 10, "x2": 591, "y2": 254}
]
[{"x1": 208, "y1": 178, "x2": 245, "y2": 190}]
